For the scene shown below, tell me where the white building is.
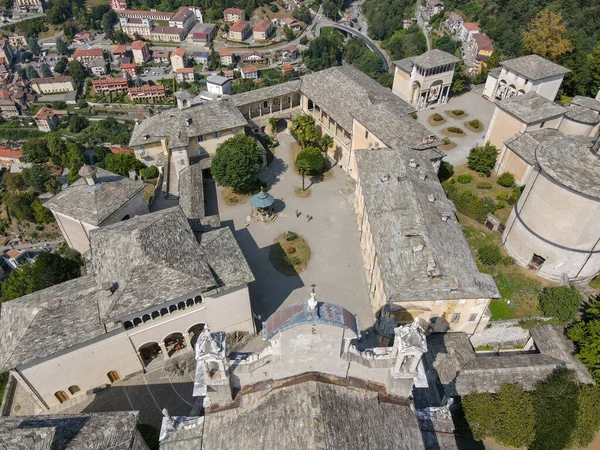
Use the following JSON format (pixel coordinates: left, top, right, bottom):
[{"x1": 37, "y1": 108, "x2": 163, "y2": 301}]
[
  {"x1": 206, "y1": 75, "x2": 232, "y2": 95},
  {"x1": 392, "y1": 49, "x2": 460, "y2": 110},
  {"x1": 482, "y1": 54, "x2": 570, "y2": 101}
]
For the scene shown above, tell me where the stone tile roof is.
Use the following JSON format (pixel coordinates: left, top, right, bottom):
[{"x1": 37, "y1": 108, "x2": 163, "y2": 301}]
[
  {"x1": 535, "y1": 132, "x2": 598, "y2": 199},
  {"x1": 564, "y1": 96, "x2": 600, "y2": 124},
  {"x1": 0, "y1": 411, "x2": 139, "y2": 449},
  {"x1": 354, "y1": 149, "x2": 499, "y2": 302},
  {"x1": 500, "y1": 54, "x2": 570, "y2": 81},
  {"x1": 129, "y1": 100, "x2": 247, "y2": 148},
  {"x1": 202, "y1": 381, "x2": 426, "y2": 450},
  {"x1": 394, "y1": 49, "x2": 460, "y2": 72},
  {"x1": 199, "y1": 227, "x2": 255, "y2": 289},
  {"x1": 43, "y1": 168, "x2": 145, "y2": 226},
  {"x1": 262, "y1": 300, "x2": 359, "y2": 340},
  {"x1": 90, "y1": 207, "x2": 217, "y2": 321},
  {"x1": 230, "y1": 79, "x2": 302, "y2": 106},
  {"x1": 178, "y1": 163, "x2": 205, "y2": 225},
  {"x1": 504, "y1": 128, "x2": 563, "y2": 165},
  {"x1": 497, "y1": 91, "x2": 565, "y2": 124},
  {"x1": 487, "y1": 67, "x2": 501, "y2": 79},
  {"x1": 426, "y1": 323, "x2": 594, "y2": 396},
  {"x1": 0, "y1": 275, "x2": 107, "y2": 370},
  {"x1": 300, "y1": 65, "x2": 415, "y2": 132}
]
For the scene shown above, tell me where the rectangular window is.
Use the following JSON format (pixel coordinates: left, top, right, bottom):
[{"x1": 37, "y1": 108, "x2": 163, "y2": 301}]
[
  {"x1": 263, "y1": 101, "x2": 268, "y2": 108},
  {"x1": 469, "y1": 313, "x2": 478, "y2": 322},
  {"x1": 540, "y1": 121, "x2": 545, "y2": 128},
  {"x1": 231, "y1": 128, "x2": 237, "y2": 134},
  {"x1": 451, "y1": 313, "x2": 461, "y2": 323},
  {"x1": 364, "y1": 130, "x2": 369, "y2": 139},
  {"x1": 215, "y1": 131, "x2": 221, "y2": 138},
  {"x1": 529, "y1": 254, "x2": 545, "y2": 270},
  {"x1": 197, "y1": 135, "x2": 203, "y2": 142}
]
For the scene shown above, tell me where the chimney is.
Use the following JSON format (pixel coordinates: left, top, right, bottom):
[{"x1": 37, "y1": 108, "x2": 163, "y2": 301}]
[
  {"x1": 409, "y1": 158, "x2": 418, "y2": 168},
  {"x1": 374, "y1": 141, "x2": 380, "y2": 150},
  {"x1": 428, "y1": 194, "x2": 435, "y2": 203},
  {"x1": 186, "y1": 117, "x2": 192, "y2": 126},
  {"x1": 367, "y1": 142, "x2": 373, "y2": 150},
  {"x1": 418, "y1": 171, "x2": 427, "y2": 181},
  {"x1": 78, "y1": 165, "x2": 98, "y2": 186}
]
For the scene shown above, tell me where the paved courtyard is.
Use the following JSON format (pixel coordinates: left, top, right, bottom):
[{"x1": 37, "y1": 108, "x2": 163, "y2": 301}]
[
  {"x1": 213, "y1": 131, "x2": 375, "y2": 334},
  {"x1": 416, "y1": 85, "x2": 496, "y2": 167}
]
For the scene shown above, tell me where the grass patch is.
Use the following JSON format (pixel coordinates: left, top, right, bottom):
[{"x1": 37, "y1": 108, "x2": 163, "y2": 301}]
[
  {"x1": 269, "y1": 233, "x2": 311, "y2": 275},
  {"x1": 475, "y1": 344, "x2": 495, "y2": 351},
  {"x1": 516, "y1": 318, "x2": 559, "y2": 329},
  {"x1": 556, "y1": 95, "x2": 574, "y2": 106},
  {"x1": 440, "y1": 141, "x2": 457, "y2": 151},
  {"x1": 222, "y1": 187, "x2": 251, "y2": 206},
  {"x1": 144, "y1": 183, "x2": 155, "y2": 204},
  {"x1": 590, "y1": 275, "x2": 600, "y2": 290},
  {"x1": 260, "y1": 67, "x2": 282, "y2": 82},
  {"x1": 0, "y1": 372, "x2": 8, "y2": 404}
]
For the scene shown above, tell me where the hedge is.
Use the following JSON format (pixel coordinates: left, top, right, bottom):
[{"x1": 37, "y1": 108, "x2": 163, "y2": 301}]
[
  {"x1": 447, "y1": 126, "x2": 464, "y2": 134},
  {"x1": 432, "y1": 113, "x2": 444, "y2": 121},
  {"x1": 453, "y1": 109, "x2": 465, "y2": 116},
  {"x1": 477, "y1": 182, "x2": 492, "y2": 189},
  {"x1": 457, "y1": 174, "x2": 473, "y2": 184},
  {"x1": 468, "y1": 119, "x2": 481, "y2": 129},
  {"x1": 497, "y1": 172, "x2": 516, "y2": 187},
  {"x1": 508, "y1": 186, "x2": 523, "y2": 205},
  {"x1": 479, "y1": 244, "x2": 503, "y2": 266},
  {"x1": 443, "y1": 183, "x2": 496, "y2": 223}
]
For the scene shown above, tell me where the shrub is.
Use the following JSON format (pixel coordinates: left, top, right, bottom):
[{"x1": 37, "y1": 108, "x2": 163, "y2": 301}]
[
  {"x1": 438, "y1": 161, "x2": 454, "y2": 182},
  {"x1": 538, "y1": 286, "x2": 582, "y2": 322},
  {"x1": 270, "y1": 4, "x2": 279, "y2": 12},
  {"x1": 467, "y1": 142, "x2": 498, "y2": 176},
  {"x1": 496, "y1": 199, "x2": 506, "y2": 209},
  {"x1": 496, "y1": 191, "x2": 509, "y2": 201},
  {"x1": 478, "y1": 244, "x2": 502, "y2": 266},
  {"x1": 457, "y1": 174, "x2": 472, "y2": 184},
  {"x1": 444, "y1": 184, "x2": 496, "y2": 223},
  {"x1": 452, "y1": 109, "x2": 465, "y2": 116},
  {"x1": 283, "y1": 231, "x2": 297, "y2": 241},
  {"x1": 295, "y1": 146, "x2": 325, "y2": 176},
  {"x1": 497, "y1": 172, "x2": 516, "y2": 187},
  {"x1": 285, "y1": 255, "x2": 300, "y2": 266},
  {"x1": 468, "y1": 119, "x2": 481, "y2": 129},
  {"x1": 477, "y1": 182, "x2": 492, "y2": 189},
  {"x1": 441, "y1": 137, "x2": 451, "y2": 145},
  {"x1": 140, "y1": 165, "x2": 159, "y2": 179},
  {"x1": 447, "y1": 126, "x2": 464, "y2": 134},
  {"x1": 432, "y1": 113, "x2": 444, "y2": 121},
  {"x1": 507, "y1": 186, "x2": 523, "y2": 205},
  {"x1": 502, "y1": 256, "x2": 515, "y2": 266}
]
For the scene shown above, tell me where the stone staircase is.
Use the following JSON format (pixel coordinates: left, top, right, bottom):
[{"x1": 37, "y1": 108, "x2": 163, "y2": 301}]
[{"x1": 166, "y1": 153, "x2": 179, "y2": 198}]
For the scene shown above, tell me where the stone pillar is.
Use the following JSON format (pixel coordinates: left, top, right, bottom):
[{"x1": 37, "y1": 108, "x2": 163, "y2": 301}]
[
  {"x1": 183, "y1": 332, "x2": 192, "y2": 350},
  {"x1": 269, "y1": 101, "x2": 273, "y2": 114},
  {"x1": 159, "y1": 342, "x2": 169, "y2": 360}
]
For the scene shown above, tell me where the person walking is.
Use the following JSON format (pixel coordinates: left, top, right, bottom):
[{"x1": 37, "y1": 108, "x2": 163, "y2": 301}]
[{"x1": 295, "y1": 209, "x2": 299, "y2": 218}]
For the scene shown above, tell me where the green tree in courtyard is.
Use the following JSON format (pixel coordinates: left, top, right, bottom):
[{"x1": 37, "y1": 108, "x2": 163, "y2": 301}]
[
  {"x1": 467, "y1": 142, "x2": 498, "y2": 176},
  {"x1": 291, "y1": 114, "x2": 319, "y2": 148},
  {"x1": 211, "y1": 134, "x2": 263, "y2": 193},
  {"x1": 538, "y1": 285, "x2": 582, "y2": 322},
  {"x1": 295, "y1": 146, "x2": 325, "y2": 191}
]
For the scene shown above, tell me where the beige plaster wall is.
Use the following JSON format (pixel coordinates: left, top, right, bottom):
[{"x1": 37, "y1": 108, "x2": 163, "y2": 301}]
[
  {"x1": 484, "y1": 108, "x2": 527, "y2": 150},
  {"x1": 558, "y1": 117, "x2": 598, "y2": 137},
  {"x1": 392, "y1": 67, "x2": 411, "y2": 102},
  {"x1": 503, "y1": 169, "x2": 600, "y2": 280},
  {"x1": 133, "y1": 140, "x2": 167, "y2": 167},
  {"x1": 495, "y1": 146, "x2": 532, "y2": 184}
]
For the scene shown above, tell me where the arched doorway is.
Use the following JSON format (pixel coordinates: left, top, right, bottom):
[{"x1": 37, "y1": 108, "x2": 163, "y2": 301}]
[
  {"x1": 55, "y1": 391, "x2": 69, "y2": 403},
  {"x1": 138, "y1": 342, "x2": 161, "y2": 367},
  {"x1": 107, "y1": 371, "x2": 120, "y2": 383},
  {"x1": 163, "y1": 332, "x2": 186, "y2": 357},
  {"x1": 188, "y1": 323, "x2": 205, "y2": 348}
]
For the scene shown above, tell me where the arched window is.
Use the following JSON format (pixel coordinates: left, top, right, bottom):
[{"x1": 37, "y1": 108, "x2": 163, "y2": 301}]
[
  {"x1": 123, "y1": 321, "x2": 134, "y2": 330},
  {"x1": 55, "y1": 391, "x2": 69, "y2": 403},
  {"x1": 68, "y1": 385, "x2": 80, "y2": 395},
  {"x1": 169, "y1": 304, "x2": 177, "y2": 313},
  {"x1": 186, "y1": 298, "x2": 194, "y2": 307},
  {"x1": 151, "y1": 311, "x2": 160, "y2": 320},
  {"x1": 142, "y1": 314, "x2": 151, "y2": 323},
  {"x1": 160, "y1": 308, "x2": 169, "y2": 316},
  {"x1": 194, "y1": 295, "x2": 203, "y2": 304},
  {"x1": 121, "y1": 215, "x2": 130, "y2": 221},
  {"x1": 107, "y1": 371, "x2": 120, "y2": 383},
  {"x1": 177, "y1": 301, "x2": 186, "y2": 310},
  {"x1": 133, "y1": 317, "x2": 142, "y2": 326}
]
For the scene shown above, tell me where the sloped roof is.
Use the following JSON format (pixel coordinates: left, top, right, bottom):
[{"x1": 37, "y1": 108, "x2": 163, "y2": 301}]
[
  {"x1": 500, "y1": 54, "x2": 570, "y2": 81},
  {"x1": 497, "y1": 91, "x2": 565, "y2": 124},
  {"x1": 354, "y1": 149, "x2": 499, "y2": 302},
  {"x1": 43, "y1": 167, "x2": 145, "y2": 226},
  {"x1": 0, "y1": 412, "x2": 139, "y2": 449},
  {"x1": 504, "y1": 128, "x2": 562, "y2": 165},
  {"x1": 394, "y1": 49, "x2": 460, "y2": 72}
]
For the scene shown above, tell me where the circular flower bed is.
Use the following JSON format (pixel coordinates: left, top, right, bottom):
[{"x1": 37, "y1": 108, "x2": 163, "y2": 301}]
[{"x1": 269, "y1": 232, "x2": 311, "y2": 275}]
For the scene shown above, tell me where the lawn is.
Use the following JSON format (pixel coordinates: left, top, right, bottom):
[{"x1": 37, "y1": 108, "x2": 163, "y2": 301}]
[
  {"x1": 459, "y1": 216, "x2": 554, "y2": 320},
  {"x1": 269, "y1": 232, "x2": 311, "y2": 275},
  {"x1": 260, "y1": 67, "x2": 283, "y2": 83},
  {"x1": 453, "y1": 164, "x2": 515, "y2": 223}
]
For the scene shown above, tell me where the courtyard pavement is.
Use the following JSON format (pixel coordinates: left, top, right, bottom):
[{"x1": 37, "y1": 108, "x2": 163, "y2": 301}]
[
  {"x1": 416, "y1": 85, "x2": 496, "y2": 167},
  {"x1": 213, "y1": 131, "x2": 375, "y2": 334}
]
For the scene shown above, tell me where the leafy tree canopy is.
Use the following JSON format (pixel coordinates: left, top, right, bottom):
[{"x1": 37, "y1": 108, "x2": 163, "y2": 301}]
[
  {"x1": 211, "y1": 134, "x2": 263, "y2": 193},
  {"x1": 467, "y1": 142, "x2": 498, "y2": 176},
  {"x1": 538, "y1": 286, "x2": 582, "y2": 322},
  {"x1": 104, "y1": 152, "x2": 145, "y2": 177}
]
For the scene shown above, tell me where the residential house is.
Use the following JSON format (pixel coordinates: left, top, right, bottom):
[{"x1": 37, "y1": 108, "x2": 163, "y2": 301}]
[
  {"x1": 0, "y1": 38, "x2": 12, "y2": 66},
  {"x1": 0, "y1": 146, "x2": 23, "y2": 169},
  {"x1": 171, "y1": 47, "x2": 186, "y2": 71},
  {"x1": 3, "y1": 249, "x2": 36, "y2": 270},
  {"x1": 29, "y1": 76, "x2": 75, "y2": 94},
  {"x1": 111, "y1": 45, "x2": 127, "y2": 63},
  {"x1": 282, "y1": 17, "x2": 301, "y2": 30},
  {"x1": 445, "y1": 11, "x2": 463, "y2": 34},
  {"x1": 242, "y1": 50, "x2": 264, "y2": 63},
  {"x1": 282, "y1": 64, "x2": 294, "y2": 75},
  {"x1": 121, "y1": 63, "x2": 137, "y2": 76},
  {"x1": 224, "y1": 70, "x2": 235, "y2": 79},
  {"x1": 241, "y1": 65, "x2": 259, "y2": 79},
  {"x1": 131, "y1": 40, "x2": 150, "y2": 64},
  {"x1": 219, "y1": 49, "x2": 234, "y2": 66},
  {"x1": 7, "y1": 31, "x2": 27, "y2": 49},
  {"x1": 128, "y1": 84, "x2": 166, "y2": 101},
  {"x1": 176, "y1": 68, "x2": 195, "y2": 82},
  {"x1": 253, "y1": 19, "x2": 273, "y2": 40},
  {"x1": 426, "y1": 0, "x2": 444, "y2": 16},
  {"x1": 111, "y1": 0, "x2": 127, "y2": 10},
  {"x1": 460, "y1": 22, "x2": 479, "y2": 42},
  {"x1": 72, "y1": 48, "x2": 104, "y2": 65},
  {"x1": 281, "y1": 45, "x2": 298, "y2": 61},
  {"x1": 152, "y1": 49, "x2": 170, "y2": 63},
  {"x1": 87, "y1": 56, "x2": 108, "y2": 76},
  {"x1": 0, "y1": 99, "x2": 18, "y2": 119},
  {"x1": 92, "y1": 77, "x2": 129, "y2": 94},
  {"x1": 74, "y1": 31, "x2": 97, "y2": 45},
  {"x1": 229, "y1": 20, "x2": 251, "y2": 42},
  {"x1": 471, "y1": 33, "x2": 493, "y2": 73},
  {"x1": 191, "y1": 51, "x2": 209, "y2": 66},
  {"x1": 13, "y1": 0, "x2": 45, "y2": 13},
  {"x1": 206, "y1": 75, "x2": 232, "y2": 95},
  {"x1": 34, "y1": 107, "x2": 67, "y2": 132},
  {"x1": 223, "y1": 7, "x2": 244, "y2": 23},
  {"x1": 186, "y1": 22, "x2": 217, "y2": 45},
  {"x1": 482, "y1": 54, "x2": 570, "y2": 101}
]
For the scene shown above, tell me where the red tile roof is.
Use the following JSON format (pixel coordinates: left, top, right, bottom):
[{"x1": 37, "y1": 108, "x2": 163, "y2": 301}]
[
  {"x1": 463, "y1": 22, "x2": 480, "y2": 31},
  {"x1": 72, "y1": 48, "x2": 104, "y2": 58},
  {"x1": 241, "y1": 65, "x2": 258, "y2": 73},
  {"x1": 176, "y1": 68, "x2": 194, "y2": 73},
  {"x1": 0, "y1": 146, "x2": 22, "y2": 159},
  {"x1": 109, "y1": 146, "x2": 133, "y2": 154},
  {"x1": 224, "y1": 7, "x2": 244, "y2": 14},
  {"x1": 230, "y1": 20, "x2": 249, "y2": 32},
  {"x1": 171, "y1": 47, "x2": 186, "y2": 57},
  {"x1": 219, "y1": 49, "x2": 233, "y2": 56},
  {"x1": 473, "y1": 33, "x2": 493, "y2": 52},
  {"x1": 253, "y1": 19, "x2": 272, "y2": 32},
  {"x1": 283, "y1": 64, "x2": 293, "y2": 72},
  {"x1": 5, "y1": 249, "x2": 21, "y2": 259},
  {"x1": 112, "y1": 45, "x2": 127, "y2": 54},
  {"x1": 131, "y1": 40, "x2": 148, "y2": 50}
]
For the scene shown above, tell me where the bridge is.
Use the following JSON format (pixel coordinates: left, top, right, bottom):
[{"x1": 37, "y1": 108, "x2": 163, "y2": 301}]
[{"x1": 316, "y1": 20, "x2": 392, "y2": 73}]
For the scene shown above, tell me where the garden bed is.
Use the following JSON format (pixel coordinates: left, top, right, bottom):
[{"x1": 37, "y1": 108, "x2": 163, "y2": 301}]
[
  {"x1": 222, "y1": 187, "x2": 250, "y2": 206},
  {"x1": 440, "y1": 140, "x2": 457, "y2": 151},
  {"x1": 465, "y1": 119, "x2": 484, "y2": 133},
  {"x1": 443, "y1": 127, "x2": 466, "y2": 137},
  {"x1": 428, "y1": 113, "x2": 446, "y2": 126},
  {"x1": 269, "y1": 232, "x2": 311, "y2": 275},
  {"x1": 445, "y1": 109, "x2": 469, "y2": 119}
]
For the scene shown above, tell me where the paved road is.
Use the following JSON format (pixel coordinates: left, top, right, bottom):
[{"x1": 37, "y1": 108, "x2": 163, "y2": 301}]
[
  {"x1": 0, "y1": 238, "x2": 64, "y2": 253},
  {"x1": 415, "y1": 1, "x2": 431, "y2": 50}
]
